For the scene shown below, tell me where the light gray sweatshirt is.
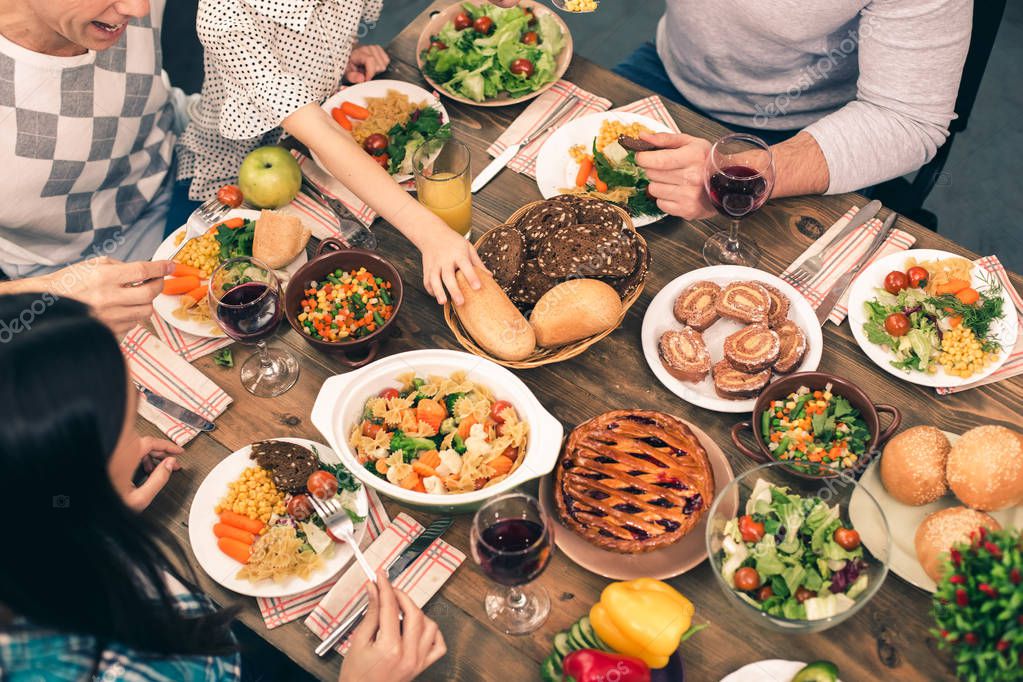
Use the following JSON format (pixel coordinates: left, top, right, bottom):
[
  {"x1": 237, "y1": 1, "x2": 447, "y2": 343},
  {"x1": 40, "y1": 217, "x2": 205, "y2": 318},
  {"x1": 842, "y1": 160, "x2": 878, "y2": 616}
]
[{"x1": 656, "y1": 0, "x2": 972, "y2": 193}]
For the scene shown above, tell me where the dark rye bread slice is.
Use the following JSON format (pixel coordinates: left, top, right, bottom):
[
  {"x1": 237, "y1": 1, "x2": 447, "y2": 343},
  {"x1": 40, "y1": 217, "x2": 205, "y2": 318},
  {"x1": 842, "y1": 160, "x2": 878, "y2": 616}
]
[
  {"x1": 537, "y1": 223, "x2": 638, "y2": 278},
  {"x1": 659, "y1": 328, "x2": 711, "y2": 382},
  {"x1": 673, "y1": 281, "x2": 721, "y2": 331},
  {"x1": 250, "y1": 440, "x2": 320, "y2": 494},
  {"x1": 712, "y1": 360, "x2": 771, "y2": 400},
  {"x1": 514, "y1": 203, "x2": 574, "y2": 256},
  {"x1": 603, "y1": 233, "x2": 648, "y2": 299},
  {"x1": 574, "y1": 198, "x2": 625, "y2": 230},
  {"x1": 759, "y1": 282, "x2": 791, "y2": 328},
  {"x1": 477, "y1": 225, "x2": 525, "y2": 289},
  {"x1": 508, "y1": 259, "x2": 559, "y2": 309},
  {"x1": 723, "y1": 324, "x2": 780, "y2": 373},
  {"x1": 773, "y1": 320, "x2": 808, "y2": 374}
]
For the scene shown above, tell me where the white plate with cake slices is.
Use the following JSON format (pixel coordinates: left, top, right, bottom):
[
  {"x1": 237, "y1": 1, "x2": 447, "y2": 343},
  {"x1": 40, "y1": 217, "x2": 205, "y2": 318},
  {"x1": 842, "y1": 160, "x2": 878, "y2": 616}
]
[{"x1": 641, "y1": 266, "x2": 823, "y2": 413}]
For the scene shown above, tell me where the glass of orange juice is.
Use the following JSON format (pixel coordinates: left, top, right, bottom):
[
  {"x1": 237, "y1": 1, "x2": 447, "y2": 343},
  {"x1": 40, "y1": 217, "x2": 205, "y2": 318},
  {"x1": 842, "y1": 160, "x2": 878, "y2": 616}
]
[{"x1": 413, "y1": 138, "x2": 472, "y2": 238}]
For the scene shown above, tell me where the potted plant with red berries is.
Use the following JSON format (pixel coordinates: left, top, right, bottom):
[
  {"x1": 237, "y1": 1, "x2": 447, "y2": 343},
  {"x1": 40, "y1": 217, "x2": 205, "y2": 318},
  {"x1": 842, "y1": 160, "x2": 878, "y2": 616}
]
[{"x1": 931, "y1": 526, "x2": 1022, "y2": 681}]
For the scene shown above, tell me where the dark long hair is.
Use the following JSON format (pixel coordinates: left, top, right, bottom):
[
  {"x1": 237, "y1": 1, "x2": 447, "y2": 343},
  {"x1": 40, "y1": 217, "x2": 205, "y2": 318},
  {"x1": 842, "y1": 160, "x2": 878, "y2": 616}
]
[{"x1": 0, "y1": 294, "x2": 236, "y2": 658}]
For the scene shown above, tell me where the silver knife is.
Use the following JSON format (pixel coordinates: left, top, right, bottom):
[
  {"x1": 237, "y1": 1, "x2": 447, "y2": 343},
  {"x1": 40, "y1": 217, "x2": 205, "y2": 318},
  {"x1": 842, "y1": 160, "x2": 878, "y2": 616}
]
[
  {"x1": 314, "y1": 517, "x2": 453, "y2": 656},
  {"x1": 816, "y1": 211, "x2": 898, "y2": 325},
  {"x1": 471, "y1": 95, "x2": 579, "y2": 194},
  {"x1": 795, "y1": 199, "x2": 882, "y2": 285},
  {"x1": 301, "y1": 178, "x2": 378, "y2": 250},
  {"x1": 133, "y1": 381, "x2": 216, "y2": 431}
]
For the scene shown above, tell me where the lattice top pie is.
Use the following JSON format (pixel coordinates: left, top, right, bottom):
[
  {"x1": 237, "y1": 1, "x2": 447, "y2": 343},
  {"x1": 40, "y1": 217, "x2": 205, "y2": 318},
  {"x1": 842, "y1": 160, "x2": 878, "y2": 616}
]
[{"x1": 554, "y1": 410, "x2": 716, "y2": 554}]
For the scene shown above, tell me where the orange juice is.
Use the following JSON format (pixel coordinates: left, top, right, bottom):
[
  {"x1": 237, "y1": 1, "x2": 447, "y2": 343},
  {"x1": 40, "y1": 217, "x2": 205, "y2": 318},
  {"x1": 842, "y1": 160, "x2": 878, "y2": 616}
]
[{"x1": 418, "y1": 171, "x2": 472, "y2": 237}]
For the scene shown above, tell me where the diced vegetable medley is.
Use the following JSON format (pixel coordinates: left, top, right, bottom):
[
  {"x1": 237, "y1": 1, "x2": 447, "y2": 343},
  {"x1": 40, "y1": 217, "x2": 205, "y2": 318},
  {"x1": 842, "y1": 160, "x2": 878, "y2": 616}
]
[
  {"x1": 297, "y1": 267, "x2": 394, "y2": 342},
  {"x1": 761, "y1": 385, "x2": 870, "y2": 471}
]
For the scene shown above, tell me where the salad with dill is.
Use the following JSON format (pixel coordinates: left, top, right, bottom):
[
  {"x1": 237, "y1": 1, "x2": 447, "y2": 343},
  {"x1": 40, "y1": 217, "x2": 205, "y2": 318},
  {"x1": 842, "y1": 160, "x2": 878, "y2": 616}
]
[{"x1": 721, "y1": 480, "x2": 870, "y2": 621}]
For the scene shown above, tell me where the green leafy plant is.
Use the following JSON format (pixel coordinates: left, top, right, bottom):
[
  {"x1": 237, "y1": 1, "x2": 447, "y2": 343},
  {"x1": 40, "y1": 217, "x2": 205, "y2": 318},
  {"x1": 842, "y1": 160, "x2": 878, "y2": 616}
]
[
  {"x1": 931, "y1": 527, "x2": 1022, "y2": 681},
  {"x1": 212, "y1": 348, "x2": 234, "y2": 368}
]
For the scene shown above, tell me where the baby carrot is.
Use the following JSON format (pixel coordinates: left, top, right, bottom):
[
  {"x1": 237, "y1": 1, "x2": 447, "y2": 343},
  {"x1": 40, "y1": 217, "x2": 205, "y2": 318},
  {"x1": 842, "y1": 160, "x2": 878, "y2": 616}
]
[
  {"x1": 340, "y1": 101, "x2": 370, "y2": 120},
  {"x1": 375, "y1": 459, "x2": 389, "y2": 475},
  {"x1": 218, "y1": 537, "x2": 252, "y2": 564},
  {"x1": 418, "y1": 449, "x2": 441, "y2": 469},
  {"x1": 488, "y1": 455, "x2": 515, "y2": 475},
  {"x1": 575, "y1": 157, "x2": 593, "y2": 187},
  {"x1": 181, "y1": 284, "x2": 208, "y2": 307},
  {"x1": 413, "y1": 478, "x2": 427, "y2": 493},
  {"x1": 412, "y1": 461, "x2": 437, "y2": 478},
  {"x1": 589, "y1": 166, "x2": 608, "y2": 192},
  {"x1": 955, "y1": 287, "x2": 980, "y2": 305},
  {"x1": 214, "y1": 523, "x2": 255, "y2": 545},
  {"x1": 220, "y1": 510, "x2": 265, "y2": 535},
  {"x1": 163, "y1": 275, "x2": 200, "y2": 296},
  {"x1": 934, "y1": 278, "x2": 970, "y2": 295},
  {"x1": 171, "y1": 263, "x2": 202, "y2": 278},
  {"x1": 399, "y1": 472, "x2": 421, "y2": 490},
  {"x1": 331, "y1": 108, "x2": 353, "y2": 131}
]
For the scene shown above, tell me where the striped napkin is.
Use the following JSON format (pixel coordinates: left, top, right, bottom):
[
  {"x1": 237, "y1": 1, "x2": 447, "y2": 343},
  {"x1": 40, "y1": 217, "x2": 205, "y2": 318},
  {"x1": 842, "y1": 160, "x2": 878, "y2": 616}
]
[
  {"x1": 150, "y1": 314, "x2": 232, "y2": 362},
  {"x1": 120, "y1": 326, "x2": 232, "y2": 445},
  {"x1": 304, "y1": 512, "x2": 465, "y2": 655},
  {"x1": 257, "y1": 489, "x2": 390, "y2": 628},
  {"x1": 782, "y1": 204, "x2": 917, "y2": 325},
  {"x1": 936, "y1": 256, "x2": 1023, "y2": 395}
]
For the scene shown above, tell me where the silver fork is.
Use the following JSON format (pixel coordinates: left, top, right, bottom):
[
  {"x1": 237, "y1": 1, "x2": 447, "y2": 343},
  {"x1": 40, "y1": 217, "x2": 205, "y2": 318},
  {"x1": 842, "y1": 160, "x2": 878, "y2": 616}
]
[
  {"x1": 308, "y1": 494, "x2": 377, "y2": 583},
  {"x1": 786, "y1": 199, "x2": 882, "y2": 288},
  {"x1": 168, "y1": 197, "x2": 232, "y2": 258},
  {"x1": 301, "y1": 178, "x2": 378, "y2": 250}
]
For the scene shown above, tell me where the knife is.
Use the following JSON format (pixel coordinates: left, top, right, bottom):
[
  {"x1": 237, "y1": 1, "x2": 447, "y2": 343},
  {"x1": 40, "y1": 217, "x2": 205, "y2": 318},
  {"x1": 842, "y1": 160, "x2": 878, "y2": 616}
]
[
  {"x1": 314, "y1": 517, "x2": 454, "y2": 656},
  {"x1": 471, "y1": 95, "x2": 579, "y2": 194},
  {"x1": 815, "y1": 211, "x2": 898, "y2": 325},
  {"x1": 133, "y1": 382, "x2": 216, "y2": 431}
]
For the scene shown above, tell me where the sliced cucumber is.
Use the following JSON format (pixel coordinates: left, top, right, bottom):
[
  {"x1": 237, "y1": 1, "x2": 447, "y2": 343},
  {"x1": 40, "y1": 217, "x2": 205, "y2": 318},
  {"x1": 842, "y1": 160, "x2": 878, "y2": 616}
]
[
  {"x1": 539, "y1": 656, "x2": 560, "y2": 682},
  {"x1": 577, "y1": 616, "x2": 604, "y2": 650},
  {"x1": 568, "y1": 622, "x2": 589, "y2": 650},
  {"x1": 791, "y1": 660, "x2": 839, "y2": 682},
  {"x1": 552, "y1": 631, "x2": 572, "y2": 659}
]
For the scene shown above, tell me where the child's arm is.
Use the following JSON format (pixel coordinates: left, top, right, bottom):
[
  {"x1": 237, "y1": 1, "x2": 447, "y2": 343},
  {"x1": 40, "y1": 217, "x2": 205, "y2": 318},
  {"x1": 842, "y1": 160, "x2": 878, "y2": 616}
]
[{"x1": 282, "y1": 103, "x2": 483, "y2": 305}]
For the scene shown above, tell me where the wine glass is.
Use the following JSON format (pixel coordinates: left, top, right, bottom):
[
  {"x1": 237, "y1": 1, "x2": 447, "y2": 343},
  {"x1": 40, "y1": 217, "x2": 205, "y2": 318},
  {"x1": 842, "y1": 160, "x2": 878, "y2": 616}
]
[
  {"x1": 470, "y1": 492, "x2": 554, "y2": 635},
  {"x1": 702, "y1": 133, "x2": 776, "y2": 267},
  {"x1": 208, "y1": 257, "x2": 299, "y2": 397}
]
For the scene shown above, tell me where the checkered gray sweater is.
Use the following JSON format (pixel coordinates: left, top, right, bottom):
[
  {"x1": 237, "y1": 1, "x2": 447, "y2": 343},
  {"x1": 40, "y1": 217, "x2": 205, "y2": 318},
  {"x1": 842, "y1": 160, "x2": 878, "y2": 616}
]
[{"x1": 0, "y1": 5, "x2": 174, "y2": 272}]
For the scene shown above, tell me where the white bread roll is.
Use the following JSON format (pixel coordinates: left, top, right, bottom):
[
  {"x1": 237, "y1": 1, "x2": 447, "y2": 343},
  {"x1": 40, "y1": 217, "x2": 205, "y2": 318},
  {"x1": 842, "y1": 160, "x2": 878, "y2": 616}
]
[
  {"x1": 946, "y1": 425, "x2": 1023, "y2": 511},
  {"x1": 252, "y1": 210, "x2": 310, "y2": 269},
  {"x1": 453, "y1": 269, "x2": 535, "y2": 361},
  {"x1": 529, "y1": 279, "x2": 623, "y2": 348},
  {"x1": 914, "y1": 506, "x2": 1001, "y2": 582},
  {"x1": 880, "y1": 426, "x2": 950, "y2": 506}
]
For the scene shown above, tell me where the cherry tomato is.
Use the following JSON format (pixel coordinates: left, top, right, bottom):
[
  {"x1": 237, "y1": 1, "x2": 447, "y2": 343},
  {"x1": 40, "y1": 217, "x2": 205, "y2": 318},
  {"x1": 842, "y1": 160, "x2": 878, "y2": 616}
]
[
  {"x1": 757, "y1": 586, "x2": 774, "y2": 602},
  {"x1": 378, "y1": 388, "x2": 400, "y2": 399},
  {"x1": 362, "y1": 133, "x2": 389, "y2": 156},
  {"x1": 907, "y1": 266, "x2": 929, "y2": 289},
  {"x1": 307, "y1": 470, "x2": 339, "y2": 500},
  {"x1": 362, "y1": 420, "x2": 383, "y2": 437},
  {"x1": 884, "y1": 312, "x2": 911, "y2": 337},
  {"x1": 430, "y1": 39, "x2": 447, "y2": 51},
  {"x1": 884, "y1": 270, "x2": 909, "y2": 295},
  {"x1": 454, "y1": 11, "x2": 472, "y2": 30},
  {"x1": 738, "y1": 515, "x2": 766, "y2": 543},
  {"x1": 473, "y1": 16, "x2": 494, "y2": 34},
  {"x1": 510, "y1": 58, "x2": 535, "y2": 77},
  {"x1": 372, "y1": 152, "x2": 390, "y2": 170},
  {"x1": 490, "y1": 399, "x2": 514, "y2": 424},
  {"x1": 734, "y1": 567, "x2": 761, "y2": 592},
  {"x1": 834, "y1": 527, "x2": 861, "y2": 551},
  {"x1": 521, "y1": 31, "x2": 539, "y2": 45},
  {"x1": 216, "y1": 185, "x2": 243, "y2": 208},
  {"x1": 286, "y1": 494, "x2": 313, "y2": 521},
  {"x1": 795, "y1": 586, "x2": 815, "y2": 603}
]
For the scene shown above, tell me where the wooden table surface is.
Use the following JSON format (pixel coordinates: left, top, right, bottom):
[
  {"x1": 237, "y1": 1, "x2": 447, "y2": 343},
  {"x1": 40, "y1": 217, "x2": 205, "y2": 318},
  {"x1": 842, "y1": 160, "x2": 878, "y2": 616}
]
[{"x1": 142, "y1": 3, "x2": 1023, "y2": 680}]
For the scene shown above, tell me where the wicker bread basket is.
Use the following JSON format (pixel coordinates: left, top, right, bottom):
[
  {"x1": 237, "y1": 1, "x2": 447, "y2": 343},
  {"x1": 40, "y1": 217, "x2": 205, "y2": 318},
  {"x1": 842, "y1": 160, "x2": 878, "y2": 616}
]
[{"x1": 443, "y1": 200, "x2": 649, "y2": 369}]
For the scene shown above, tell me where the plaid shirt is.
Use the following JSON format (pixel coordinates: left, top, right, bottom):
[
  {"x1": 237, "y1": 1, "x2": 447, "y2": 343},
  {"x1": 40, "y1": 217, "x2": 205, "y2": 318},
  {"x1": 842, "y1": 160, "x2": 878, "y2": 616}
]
[{"x1": 0, "y1": 576, "x2": 239, "y2": 682}]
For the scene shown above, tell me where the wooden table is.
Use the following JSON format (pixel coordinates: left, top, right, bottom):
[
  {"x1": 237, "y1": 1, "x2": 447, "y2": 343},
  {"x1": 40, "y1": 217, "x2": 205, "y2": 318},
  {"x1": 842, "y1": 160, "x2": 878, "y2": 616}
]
[{"x1": 143, "y1": 3, "x2": 1023, "y2": 680}]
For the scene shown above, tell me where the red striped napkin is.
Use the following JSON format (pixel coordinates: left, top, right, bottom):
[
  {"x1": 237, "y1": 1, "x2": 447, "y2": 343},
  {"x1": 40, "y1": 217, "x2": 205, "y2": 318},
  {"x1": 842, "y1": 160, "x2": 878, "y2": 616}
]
[
  {"x1": 782, "y1": 205, "x2": 917, "y2": 325},
  {"x1": 120, "y1": 326, "x2": 232, "y2": 445},
  {"x1": 304, "y1": 512, "x2": 465, "y2": 655},
  {"x1": 257, "y1": 490, "x2": 390, "y2": 628},
  {"x1": 936, "y1": 255, "x2": 1023, "y2": 395},
  {"x1": 149, "y1": 314, "x2": 232, "y2": 362},
  {"x1": 485, "y1": 80, "x2": 613, "y2": 178}
]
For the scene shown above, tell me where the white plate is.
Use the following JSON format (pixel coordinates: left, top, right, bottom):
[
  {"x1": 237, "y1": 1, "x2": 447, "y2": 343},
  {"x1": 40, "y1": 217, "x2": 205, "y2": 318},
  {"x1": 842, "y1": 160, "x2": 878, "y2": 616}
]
[
  {"x1": 312, "y1": 80, "x2": 448, "y2": 184},
  {"x1": 641, "y1": 266, "x2": 824, "y2": 413},
  {"x1": 720, "y1": 659, "x2": 843, "y2": 682},
  {"x1": 151, "y1": 209, "x2": 308, "y2": 339},
  {"x1": 187, "y1": 437, "x2": 369, "y2": 598},
  {"x1": 846, "y1": 249, "x2": 1019, "y2": 388},
  {"x1": 852, "y1": 430, "x2": 1023, "y2": 593},
  {"x1": 534, "y1": 111, "x2": 670, "y2": 227}
]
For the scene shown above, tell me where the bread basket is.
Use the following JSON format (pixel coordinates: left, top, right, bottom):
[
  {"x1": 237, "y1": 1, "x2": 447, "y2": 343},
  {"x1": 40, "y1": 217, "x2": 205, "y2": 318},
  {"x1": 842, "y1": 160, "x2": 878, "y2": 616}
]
[{"x1": 444, "y1": 200, "x2": 649, "y2": 369}]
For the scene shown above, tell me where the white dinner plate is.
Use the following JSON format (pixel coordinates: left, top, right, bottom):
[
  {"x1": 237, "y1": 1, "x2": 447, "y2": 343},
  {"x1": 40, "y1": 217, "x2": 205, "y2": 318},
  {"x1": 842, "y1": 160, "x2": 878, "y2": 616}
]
[
  {"x1": 846, "y1": 248, "x2": 1018, "y2": 388},
  {"x1": 640, "y1": 266, "x2": 823, "y2": 413},
  {"x1": 851, "y1": 430, "x2": 1023, "y2": 593},
  {"x1": 187, "y1": 437, "x2": 369, "y2": 598},
  {"x1": 312, "y1": 79, "x2": 448, "y2": 184},
  {"x1": 534, "y1": 111, "x2": 671, "y2": 227},
  {"x1": 720, "y1": 659, "x2": 843, "y2": 682},
  {"x1": 151, "y1": 209, "x2": 307, "y2": 339}
]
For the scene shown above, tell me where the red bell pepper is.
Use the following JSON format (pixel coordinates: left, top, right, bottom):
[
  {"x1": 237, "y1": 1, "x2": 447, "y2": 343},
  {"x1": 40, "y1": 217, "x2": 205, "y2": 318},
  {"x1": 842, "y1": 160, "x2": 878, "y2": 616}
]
[{"x1": 562, "y1": 649, "x2": 651, "y2": 682}]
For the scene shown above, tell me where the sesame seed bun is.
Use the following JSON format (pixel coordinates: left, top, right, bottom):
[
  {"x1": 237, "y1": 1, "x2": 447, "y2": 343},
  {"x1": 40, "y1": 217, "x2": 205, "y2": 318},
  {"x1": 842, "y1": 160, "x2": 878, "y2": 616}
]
[
  {"x1": 914, "y1": 506, "x2": 1001, "y2": 583},
  {"x1": 946, "y1": 425, "x2": 1023, "y2": 511},
  {"x1": 880, "y1": 426, "x2": 950, "y2": 506}
]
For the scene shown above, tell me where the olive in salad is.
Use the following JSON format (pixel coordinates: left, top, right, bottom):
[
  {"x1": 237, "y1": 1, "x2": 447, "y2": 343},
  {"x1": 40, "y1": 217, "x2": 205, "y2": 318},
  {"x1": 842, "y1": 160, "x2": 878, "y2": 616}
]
[
  {"x1": 761, "y1": 385, "x2": 870, "y2": 471},
  {"x1": 721, "y1": 479, "x2": 869, "y2": 621}
]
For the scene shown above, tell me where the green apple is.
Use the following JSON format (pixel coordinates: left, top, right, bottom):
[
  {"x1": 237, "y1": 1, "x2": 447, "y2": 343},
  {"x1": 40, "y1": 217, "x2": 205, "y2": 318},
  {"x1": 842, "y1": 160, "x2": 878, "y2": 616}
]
[{"x1": 237, "y1": 146, "x2": 302, "y2": 209}]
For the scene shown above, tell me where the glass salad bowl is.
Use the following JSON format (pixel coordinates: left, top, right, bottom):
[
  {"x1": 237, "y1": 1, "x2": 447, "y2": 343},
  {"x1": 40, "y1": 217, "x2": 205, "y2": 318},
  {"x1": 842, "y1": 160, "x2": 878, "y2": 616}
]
[{"x1": 705, "y1": 461, "x2": 890, "y2": 633}]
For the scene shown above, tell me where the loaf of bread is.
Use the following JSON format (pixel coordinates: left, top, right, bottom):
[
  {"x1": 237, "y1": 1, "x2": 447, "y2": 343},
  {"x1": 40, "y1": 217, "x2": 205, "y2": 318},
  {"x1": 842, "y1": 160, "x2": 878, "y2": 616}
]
[
  {"x1": 252, "y1": 210, "x2": 310, "y2": 269},
  {"x1": 529, "y1": 279, "x2": 623, "y2": 348},
  {"x1": 453, "y1": 269, "x2": 535, "y2": 361}
]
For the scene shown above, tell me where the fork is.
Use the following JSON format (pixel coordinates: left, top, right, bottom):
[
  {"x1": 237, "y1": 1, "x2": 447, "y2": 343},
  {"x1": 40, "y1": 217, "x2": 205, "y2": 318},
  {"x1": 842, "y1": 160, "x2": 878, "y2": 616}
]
[
  {"x1": 308, "y1": 494, "x2": 377, "y2": 583},
  {"x1": 785, "y1": 199, "x2": 882, "y2": 288},
  {"x1": 168, "y1": 197, "x2": 232, "y2": 258},
  {"x1": 301, "y1": 178, "x2": 378, "y2": 250}
]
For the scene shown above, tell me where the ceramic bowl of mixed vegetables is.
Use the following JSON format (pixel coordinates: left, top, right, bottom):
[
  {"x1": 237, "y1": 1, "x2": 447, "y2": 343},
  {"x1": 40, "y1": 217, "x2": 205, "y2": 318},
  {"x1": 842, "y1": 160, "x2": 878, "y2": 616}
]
[
  {"x1": 284, "y1": 239, "x2": 403, "y2": 367},
  {"x1": 731, "y1": 373, "x2": 901, "y2": 479},
  {"x1": 706, "y1": 463, "x2": 890, "y2": 633}
]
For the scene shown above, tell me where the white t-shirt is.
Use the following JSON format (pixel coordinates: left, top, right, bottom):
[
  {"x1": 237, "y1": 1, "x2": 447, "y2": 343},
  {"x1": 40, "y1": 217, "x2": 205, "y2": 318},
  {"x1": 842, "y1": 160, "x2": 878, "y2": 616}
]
[
  {"x1": 176, "y1": 0, "x2": 383, "y2": 201},
  {"x1": 0, "y1": 0, "x2": 175, "y2": 276}
]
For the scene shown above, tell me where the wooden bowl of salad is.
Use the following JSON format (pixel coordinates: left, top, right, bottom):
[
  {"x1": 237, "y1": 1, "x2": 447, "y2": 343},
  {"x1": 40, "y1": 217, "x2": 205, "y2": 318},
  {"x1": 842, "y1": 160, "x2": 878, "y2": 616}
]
[
  {"x1": 730, "y1": 372, "x2": 901, "y2": 480},
  {"x1": 284, "y1": 238, "x2": 403, "y2": 368}
]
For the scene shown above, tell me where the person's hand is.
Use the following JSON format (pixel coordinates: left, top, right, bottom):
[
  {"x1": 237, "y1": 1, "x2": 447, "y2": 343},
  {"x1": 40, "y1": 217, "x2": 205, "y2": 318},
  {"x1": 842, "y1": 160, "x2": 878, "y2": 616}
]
[
  {"x1": 344, "y1": 45, "x2": 390, "y2": 84},
  {"x1": 634, "y1": 132, "x2": 716, "y2": 220},
  {"x1": 124, "y1": 436, "x2": 183, "y2": 511},
  {"x1": 43, "y1": 257, "x2": 173, "y2": 336},
  {"x1": 338, "y1": 570, "x2": 446, "y2": 682},
  {"x1": 418, "y1": 223, "x2": 485, "y2": 306}
]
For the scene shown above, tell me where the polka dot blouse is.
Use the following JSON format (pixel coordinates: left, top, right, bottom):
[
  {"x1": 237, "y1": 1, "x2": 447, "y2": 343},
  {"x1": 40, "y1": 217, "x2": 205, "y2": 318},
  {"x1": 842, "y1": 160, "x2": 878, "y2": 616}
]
[{"x1": 176, "y1": 0, "x2": 383, "y2": 200}]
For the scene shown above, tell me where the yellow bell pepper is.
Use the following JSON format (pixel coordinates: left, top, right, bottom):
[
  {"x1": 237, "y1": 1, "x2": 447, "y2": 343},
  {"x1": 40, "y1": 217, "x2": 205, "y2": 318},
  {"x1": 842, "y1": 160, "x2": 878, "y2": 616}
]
[{"x1": 589, "y1": 578, "x2": 699, "y2": 669}]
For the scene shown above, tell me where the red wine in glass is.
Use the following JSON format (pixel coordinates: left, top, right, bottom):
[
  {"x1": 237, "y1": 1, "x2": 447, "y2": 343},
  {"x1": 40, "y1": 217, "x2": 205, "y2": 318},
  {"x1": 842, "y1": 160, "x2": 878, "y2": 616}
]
[
  {"x1": 708, "y1": 165, "x2": 770, "y2": 219},
  {"x1": 476, "y1": 518, "x2": 552, "y2": 587},
  {"x1": 215, "y1": 281, "x2": 282, "y2": 343}
]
